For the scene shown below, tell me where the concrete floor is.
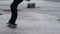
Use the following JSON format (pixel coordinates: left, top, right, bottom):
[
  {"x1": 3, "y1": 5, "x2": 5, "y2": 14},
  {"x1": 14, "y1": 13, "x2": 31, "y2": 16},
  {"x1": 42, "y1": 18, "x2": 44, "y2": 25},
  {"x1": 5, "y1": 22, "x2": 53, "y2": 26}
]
[
  {"x1": 0, "y1": 11, "x2": 60, "y2": 34},
  {"x1": 0, "y1": 0, "x2": 60, "y2": 34}
]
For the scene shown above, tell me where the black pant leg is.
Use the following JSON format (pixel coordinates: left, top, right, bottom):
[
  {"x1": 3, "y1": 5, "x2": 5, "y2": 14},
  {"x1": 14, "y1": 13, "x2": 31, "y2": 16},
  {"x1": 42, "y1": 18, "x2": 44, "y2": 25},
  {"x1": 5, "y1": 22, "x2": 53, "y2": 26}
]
[{"x1": 9, "y1": 0, "x2": 23, "y2": 24}]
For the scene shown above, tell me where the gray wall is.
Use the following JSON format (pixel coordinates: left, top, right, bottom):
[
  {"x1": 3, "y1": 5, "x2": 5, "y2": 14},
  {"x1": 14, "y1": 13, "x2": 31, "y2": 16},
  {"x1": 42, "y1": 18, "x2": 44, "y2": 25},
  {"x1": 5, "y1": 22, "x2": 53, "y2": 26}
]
[{"x1": 44, "y1": 0, "x2": 60, "y2": 2}]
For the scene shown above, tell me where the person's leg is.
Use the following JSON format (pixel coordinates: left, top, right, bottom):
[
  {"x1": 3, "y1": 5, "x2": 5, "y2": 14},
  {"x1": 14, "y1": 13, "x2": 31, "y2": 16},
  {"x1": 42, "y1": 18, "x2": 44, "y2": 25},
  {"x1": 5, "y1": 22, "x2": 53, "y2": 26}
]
[{"x1": 8, "y1": 0, "x2": 23, "y2": 25}]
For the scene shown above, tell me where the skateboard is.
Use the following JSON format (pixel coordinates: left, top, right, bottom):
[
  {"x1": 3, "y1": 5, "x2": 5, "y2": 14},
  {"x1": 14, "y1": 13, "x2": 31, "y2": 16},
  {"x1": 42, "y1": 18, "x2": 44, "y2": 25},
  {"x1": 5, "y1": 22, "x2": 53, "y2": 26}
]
[{"x1": 7, "y1": 23, "x2": 17, "y2": 28}]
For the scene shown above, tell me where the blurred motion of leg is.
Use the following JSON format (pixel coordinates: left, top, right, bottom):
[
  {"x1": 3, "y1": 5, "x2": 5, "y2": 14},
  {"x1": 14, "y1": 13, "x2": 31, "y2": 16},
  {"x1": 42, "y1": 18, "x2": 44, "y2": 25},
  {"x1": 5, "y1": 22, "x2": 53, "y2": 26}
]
[{"x1": 7, "y1": 0, "x2": 23, "y2": 28}]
